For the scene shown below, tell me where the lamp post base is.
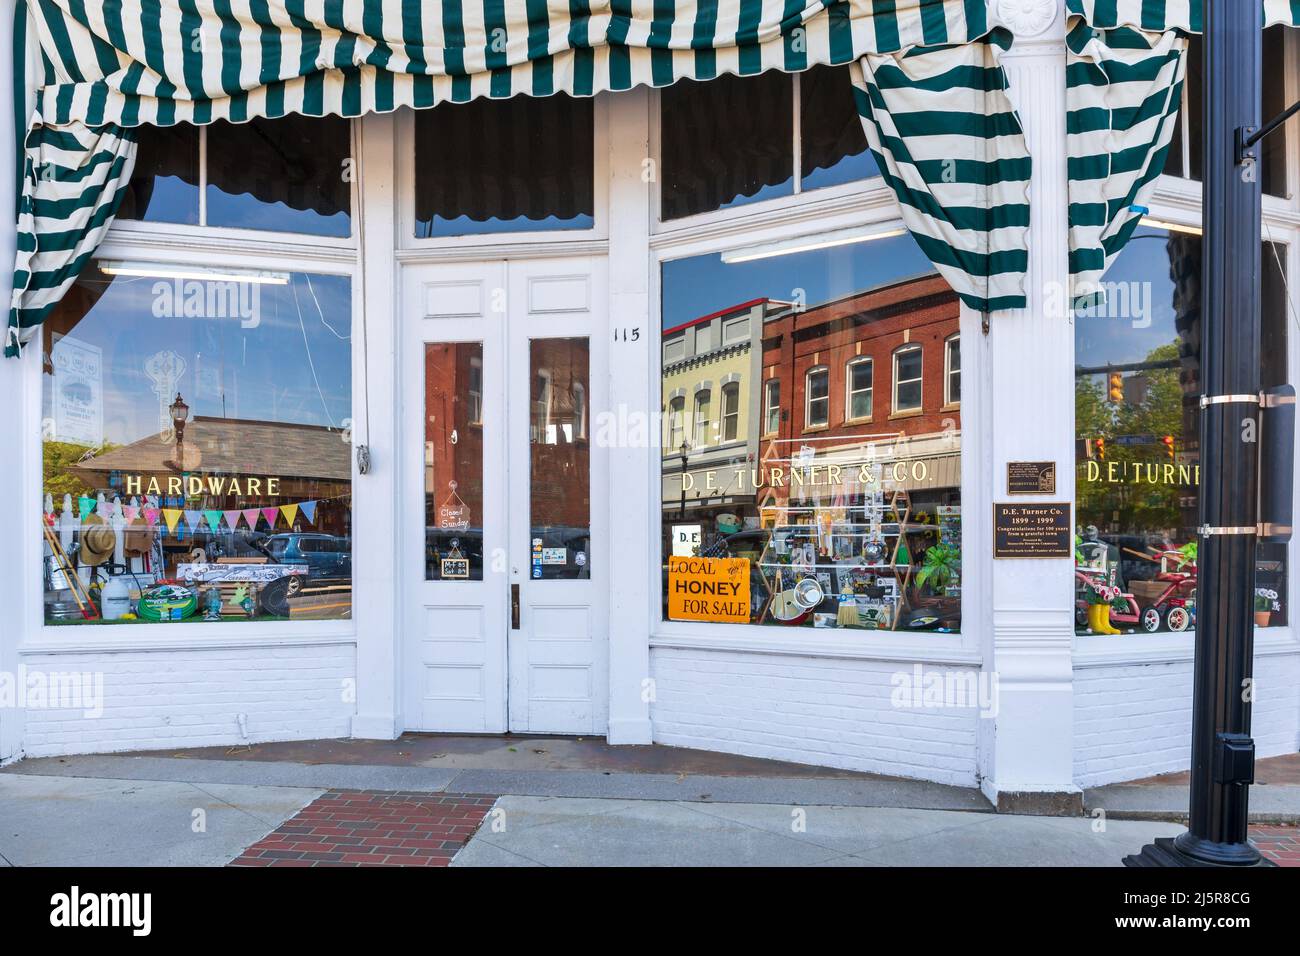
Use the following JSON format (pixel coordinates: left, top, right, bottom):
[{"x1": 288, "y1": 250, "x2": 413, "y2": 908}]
[{"x1": 1124, "y1": 835, "x2": 1276, "y2": 867}]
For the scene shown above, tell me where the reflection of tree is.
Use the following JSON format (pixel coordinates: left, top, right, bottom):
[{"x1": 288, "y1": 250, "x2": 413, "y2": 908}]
[
  {"x1": 43, "y1": 441, "x2": 114, "y2": 500},
  {"x1": 1076, "y1": 342, "x2": 1186, "y2": 538}
]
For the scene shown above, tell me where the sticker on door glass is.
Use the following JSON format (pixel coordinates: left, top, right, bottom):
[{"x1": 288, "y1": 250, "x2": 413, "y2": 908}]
[
  {"x1": 541, "y1": 548, "x2": 566, "y2": 565},
  {"x1": 667, "y1": 556, "x2": 750, "y2": 624}
]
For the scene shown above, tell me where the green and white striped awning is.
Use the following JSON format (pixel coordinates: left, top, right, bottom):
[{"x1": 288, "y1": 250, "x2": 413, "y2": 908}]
[
  {"x1": 8, "y1": 1, "x2": 1032, "y2": 355},
  {"x1": 1066, "y1": 0, "x2": 1300, "y2": 308}
]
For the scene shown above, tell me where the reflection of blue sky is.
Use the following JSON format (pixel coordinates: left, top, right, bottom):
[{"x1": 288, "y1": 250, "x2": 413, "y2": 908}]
[
  {"x1": 45, "y1": 271, "x2": 352, "y2": 448},
  {"x1": 662, "y1": 231, "x2": 936, "y2": 329},
  {"x1": 418, "y1": 212, "x2": 594, "y2": 238},
  {"x1": 134, "y1": 175, "x2": 199, "y2": 225},
  {"x1": 1075, "y1": 226, "x2": 1184, "y2": 372},
  {"x1": 802, "y1": 151, "x2": 879, "y2": 192},
  {"x1": 206, "y1": 185, "x2": 351, "y2": 237}
]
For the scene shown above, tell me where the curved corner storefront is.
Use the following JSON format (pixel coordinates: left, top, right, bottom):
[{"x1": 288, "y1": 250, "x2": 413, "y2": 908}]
[{"x1": 0, "y1": 3, "x2": 1298, "y2": 809}]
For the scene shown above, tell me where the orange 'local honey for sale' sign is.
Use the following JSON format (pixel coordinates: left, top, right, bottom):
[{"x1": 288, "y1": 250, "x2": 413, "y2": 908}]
[{"x1": 667, "y1": 556, "x2": 750, "y2": 623}]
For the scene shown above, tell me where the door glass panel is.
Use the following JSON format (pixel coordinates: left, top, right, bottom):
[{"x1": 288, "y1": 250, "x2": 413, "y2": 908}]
[
  {"x1": 529, "y1": 338, "x2": 590, "y2": 580},
  {"x1": 425, "y1": 343, "x2": 484, "y2": 580}
]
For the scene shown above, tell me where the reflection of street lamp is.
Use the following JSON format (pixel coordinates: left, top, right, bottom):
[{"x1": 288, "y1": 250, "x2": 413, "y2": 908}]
[
  {"x1": 678, "y1": 440, "x2": 691, "y2": 520},
  {"x1": 169, "y1": 392, "x2": 189, "y2": 471}
]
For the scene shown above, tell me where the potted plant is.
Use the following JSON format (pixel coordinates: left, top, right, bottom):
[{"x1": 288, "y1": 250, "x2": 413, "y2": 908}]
[
  {"x1": 915, "y1": 543, "x2": 959, "y2": 596},
  {"x1": 1082, "y1": 575, "x2": 1124, "y2": 635},
  {"x1": 1255, "y1": 588, "x2": 1279, "y2": 628}
]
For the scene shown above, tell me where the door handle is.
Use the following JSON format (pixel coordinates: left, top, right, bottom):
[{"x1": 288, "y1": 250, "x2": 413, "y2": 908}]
[{"x1": 511, "y1": 583, "x2": 520, "y2": 630}]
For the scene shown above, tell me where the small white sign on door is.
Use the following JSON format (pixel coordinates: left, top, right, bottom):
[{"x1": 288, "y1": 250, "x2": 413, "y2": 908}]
[{"x1": 671, "y1": 524, "x2": 702, "y2": 557}]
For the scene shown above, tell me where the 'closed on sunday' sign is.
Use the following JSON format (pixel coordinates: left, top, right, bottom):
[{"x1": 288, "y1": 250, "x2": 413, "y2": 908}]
[{"x1": 667, "y1": 556, "x2": 750, "y2": 623}]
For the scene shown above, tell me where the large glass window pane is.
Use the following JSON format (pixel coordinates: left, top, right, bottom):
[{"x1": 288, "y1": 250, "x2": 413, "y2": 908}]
[
  {"x1": 530, "y1": 338, "x2": 590, "y2": 580},
  {"x1": 1073, "y1": 227, "x2": 1287, "y2": 634},
  {"x1": 1163, "y1": 29, "x2": 1287, "y2": 197},
  {"x1": 661, "y1": 234, "x2": 962, "y2": 633},
  {"x1": 205, "y1": 115, "x2": 352, "y2": 237},
  {"x1": 800, "y1": 65, "x2": 878, "y2": 191},
  {"x1": 42, "y1": 266, "x2": 353, "y2": 625},
  {"x1": 660, "y1": 72, "x2": 794, "y2": 220},
  {"x1": 425, "y1": 343, "x2": 484, "y2": 581},
  {"x1": 415, "y1": 95, "x2": 594, "y2": 237},
  {"x1": 117, "y1": 124, "x2": 200, "y2": 225}
]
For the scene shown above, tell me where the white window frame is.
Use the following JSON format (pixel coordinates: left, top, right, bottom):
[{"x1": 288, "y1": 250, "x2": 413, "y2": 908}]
[
  {"x1": 693, "y1": 388, "x2": 712, "y2": 447},
  {"x1": 721, "y1": 381, "x2": 740, "y2": 442},
  {"x1": 892, "y1": 344, "x2": 923, "y2": 414},
  {"x1": 396, "y1": 96, "x2": 610, "y2": 255},
  {"x1": 649, "y1": 79, "x2": 885, "y2": 239},
  {"x1": 573, "y1": 381, "x2": 587, "y2": 440},
  {"x1": 112, "y1": 121, "x2": 359, "y2": 253},
  {"x1": 666, "y1": 396, "x2": 686, "y2": 453},
  {"x1": 22, "y1": 222, "x2": 360, "y2": 651},
  {"x1": 804, "y1": 366, "x2": 830, "y2": 429},
  {"x1": 763, "y1": 379, "x2": 781, "y2": 437},
  {"x1": 845, "y1": 356, "x2": 874, "y2": 422},
  {"x1": 468, "y1": 355, "x2": 483, "y2": 425},
  {"x1": 944, "y1": 334, "x2": 960, "y2": 408}
]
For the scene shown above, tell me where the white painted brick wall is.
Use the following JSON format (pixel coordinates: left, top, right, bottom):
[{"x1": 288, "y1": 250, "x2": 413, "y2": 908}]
[
  {"x1": 18, "y1": 642, "x2": 356, "y2": 757},
  {"x1": 1074, "y1": 651, "x2": 1300, "y2": 788},
  {"x1": 649, "y1": 648, "x2": 982, "y2": 787}
]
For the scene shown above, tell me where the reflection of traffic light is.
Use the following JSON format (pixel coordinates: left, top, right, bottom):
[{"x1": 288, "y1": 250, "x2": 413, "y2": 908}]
[
  {"x1": 1108, "y1": 372, "x2": 1124, "y2": 402},
  {"x1": 1163, "y1": 435, "x2": 1175, "y2": 460},
  {"x1": 1095, "y1": 437, "x2": 1106, "y2": 460}
]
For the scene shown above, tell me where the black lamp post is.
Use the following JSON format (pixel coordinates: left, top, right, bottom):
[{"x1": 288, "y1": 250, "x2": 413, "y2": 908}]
[
  {"x1": 169, "y1": 392, "x2": 189, "y2": 472},
  {"x1": 1127, "y1": 0, "x2": 1279, "y2": 867}
]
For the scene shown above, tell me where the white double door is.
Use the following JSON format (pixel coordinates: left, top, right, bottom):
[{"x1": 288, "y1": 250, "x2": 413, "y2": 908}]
[{"x1": 402, "y1": 257, "x2": 609, "y2": 735}]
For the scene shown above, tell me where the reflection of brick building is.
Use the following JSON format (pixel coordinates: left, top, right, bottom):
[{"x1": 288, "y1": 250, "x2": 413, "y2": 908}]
[
  {"x1": 528, "y1": 338, "x2": 590, "y2": 531},
  {"x1": 760, "y1": 273, "x2": 960, "y2": 446},
  {"x1": 424, "y1": 343, "x2": 484, "y2": 529},
  {"x1": 424, "y1": 339, "x2": 589, "y2": 534}
]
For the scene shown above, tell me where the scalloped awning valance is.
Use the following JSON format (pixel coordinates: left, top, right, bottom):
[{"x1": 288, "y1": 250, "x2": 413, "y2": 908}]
[{"x1": 7, "y1": 0, "x2": 1033, "y2": 355}]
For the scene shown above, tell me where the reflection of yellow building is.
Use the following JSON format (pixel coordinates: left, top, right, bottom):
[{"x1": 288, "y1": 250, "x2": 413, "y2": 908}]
[{"x1": 661, "y1": 299, "x2": 782, "y2": 519}]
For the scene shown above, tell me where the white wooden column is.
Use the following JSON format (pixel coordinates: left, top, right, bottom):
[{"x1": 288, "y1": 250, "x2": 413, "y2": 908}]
[
  {"x1": 604, "y1": 87, "x2": 654, "y2": 743},
  {"x1": 349, "y1": 111, "x2": 402, "y2": 739},
  {"x1": 978, "y1": 1, "x2": 1081, "y2": 811}
]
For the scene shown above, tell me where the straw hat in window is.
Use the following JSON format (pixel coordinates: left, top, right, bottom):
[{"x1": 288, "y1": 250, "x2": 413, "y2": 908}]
[{"x1": 79, "y1": 514, "x2": 116, "y2": 567}]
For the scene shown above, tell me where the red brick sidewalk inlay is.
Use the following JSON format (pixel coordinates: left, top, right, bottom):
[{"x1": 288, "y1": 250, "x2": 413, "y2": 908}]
[
  {"x1": 1250, "y1": 825, "x2": 1300, "y2": 867},
  {"x1": 230, "y1": 790, "x2": 498, "y2": 867}
]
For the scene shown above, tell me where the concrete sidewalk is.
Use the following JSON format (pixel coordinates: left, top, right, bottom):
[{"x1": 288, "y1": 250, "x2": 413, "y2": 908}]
[
  {"x1": 1, "y1": 771, "x2": 1189, "y2": 867},
  {"x1": 3, "y1": 743, "x2": 1297, "y2": 866},
  {"x1": 2, "y1": 751, "x2": 993, "y2": 811},
  {"x1": 451, "y1": 795, "x2": 1186, "y2": 867},
  {"x1": 0, "y1": 772, "x2": 321, "y2": 866}
]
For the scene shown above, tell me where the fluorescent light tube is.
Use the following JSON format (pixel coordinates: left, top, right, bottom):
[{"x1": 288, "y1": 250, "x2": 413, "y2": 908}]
[{"x1": 721, "y1": 225, "x2": 907, "y2": 264}]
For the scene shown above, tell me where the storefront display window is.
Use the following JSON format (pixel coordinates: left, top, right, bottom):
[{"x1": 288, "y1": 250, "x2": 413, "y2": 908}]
[
  {"x1": 660, "y1": 66, "x2": 877, "y2": 221},
  {"x1": 41, "y1": 265, "x2": 353, "y2": 625},
  {"x1": 414, "y1": 95, "x2": 595, "y2": 237},
  {"x1": 1073, "y1": 227, "x2": 1288, "y2": 635},
  {"x1": 118, "y1": 115, "x2": 353, "y2": 237},
  {"x1": 661, "y1": 235, "x2": 962, "y2": 633}
]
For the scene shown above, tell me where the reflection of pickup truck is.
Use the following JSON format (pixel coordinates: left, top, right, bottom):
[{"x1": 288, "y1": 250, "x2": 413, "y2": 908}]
[{"x1": 263, "y1": 533, "x2": 352, "y2": 579}]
